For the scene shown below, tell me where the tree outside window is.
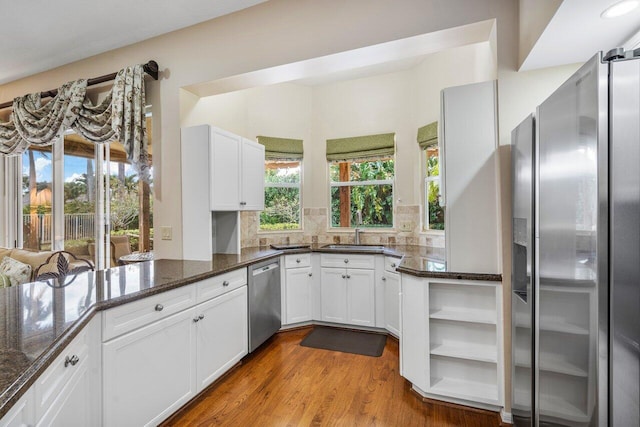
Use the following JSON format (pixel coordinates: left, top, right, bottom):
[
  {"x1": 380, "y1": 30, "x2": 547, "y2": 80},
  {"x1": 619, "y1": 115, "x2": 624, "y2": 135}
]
[
  {"x1": 329, "y1": 158, "x2": 394, "y2": 228},
  {"x1": 260, "y1": 160, "x2": 301, "y2": 231},
  {"x1": 425, "y1": 145, "x2": 444, "y2": 230}
]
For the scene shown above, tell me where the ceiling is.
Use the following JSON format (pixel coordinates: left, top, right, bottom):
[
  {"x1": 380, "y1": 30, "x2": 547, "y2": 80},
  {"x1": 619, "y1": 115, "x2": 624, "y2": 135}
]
[
  {"x1": 521, "y1": 0, "x2": 640, "y2": 70},
  {"x1": 0, "y1": 0, "x2": 266, "y2": 85},
  {"x1": 1, "y1": 0, "x2": 639, "y2": 87}
]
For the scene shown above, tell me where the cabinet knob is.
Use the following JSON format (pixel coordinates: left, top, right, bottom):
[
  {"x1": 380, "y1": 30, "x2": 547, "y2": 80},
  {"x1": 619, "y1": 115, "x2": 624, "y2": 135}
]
[
  {"x1": 223, "y1": 280, "x2": 230, "y2": 287},
  {"x1": 344, "y1": 259, "x2": 349, "y2": 264},
  {"x1": 296, "y1": 258, "x2": 301, "y2": 263},
  {"x1": 308, "y1": 273, "x2": 313, "y2": 277},
  {"x1": 342, "y1": 274, "x2": 346, "y2": 279},
  {"x1": 199, "y1": 314, "x2": 205, "y2": 320},
  {"x1": 155, "y1": 304, "x2": 164, "y2": 312},
  {"x1": 382, "y1": 276, "x2": 387, "y2": 281},
  {"x1": 346, "y1": 274, "x2": 351, "y2": 279},
  {"x1": 240, "y1": 201, "x2": 247, "y2": 206},
  {"x1": 391, "y1": 263, "x2": 396, "y2": 268},
  {"x1": 193, "y1": 317, "x2": 200, "y2": 323},
  {"x1": 64, "y1": 355, "x2": 79, "y2": 367}
]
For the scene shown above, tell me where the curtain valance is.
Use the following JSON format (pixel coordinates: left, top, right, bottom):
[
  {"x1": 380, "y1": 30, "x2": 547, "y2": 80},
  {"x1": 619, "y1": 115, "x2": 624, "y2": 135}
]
[
  {"x1": 417, "y1": 121, "x2": 438, "y2": 150},
  {"x1": 0, "y1": 64, "x2": 150, "y2": 181},
  {"x1": 326, "y1": 132, "x2": 395, "y2": 161},
  {"x1": 257, "y1": 136, "x2": 303, "y2": 160}
]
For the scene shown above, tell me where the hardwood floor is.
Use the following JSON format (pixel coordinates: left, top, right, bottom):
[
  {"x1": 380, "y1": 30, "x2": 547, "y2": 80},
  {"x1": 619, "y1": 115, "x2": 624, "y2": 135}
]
[{"x1": 163, "y1": 327, "x2": 503, "y2": 427}]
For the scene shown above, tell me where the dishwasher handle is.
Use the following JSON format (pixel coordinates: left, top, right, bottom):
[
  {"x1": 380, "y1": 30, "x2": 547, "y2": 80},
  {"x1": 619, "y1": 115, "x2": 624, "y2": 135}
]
[{"x1": 252, "y1": 263, "x2": 279, "y2": 276}]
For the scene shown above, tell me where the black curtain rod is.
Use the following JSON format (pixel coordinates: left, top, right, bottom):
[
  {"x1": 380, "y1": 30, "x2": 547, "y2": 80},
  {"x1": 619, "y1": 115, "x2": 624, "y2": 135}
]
[{"x1": 0, "y1": 60, "x2": 159, "y2": 110}]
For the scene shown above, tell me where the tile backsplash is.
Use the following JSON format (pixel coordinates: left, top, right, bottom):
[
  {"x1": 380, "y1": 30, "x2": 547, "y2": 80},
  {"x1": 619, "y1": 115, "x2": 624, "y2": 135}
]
[{"x1": 241, "y1": 206, "x2": 445, "y2": 248}]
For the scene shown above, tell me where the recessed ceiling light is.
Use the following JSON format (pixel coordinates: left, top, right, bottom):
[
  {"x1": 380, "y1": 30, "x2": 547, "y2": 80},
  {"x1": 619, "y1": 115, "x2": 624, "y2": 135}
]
[{"x1": 601, "y1": 0, "x2": 639, "y2": 18}]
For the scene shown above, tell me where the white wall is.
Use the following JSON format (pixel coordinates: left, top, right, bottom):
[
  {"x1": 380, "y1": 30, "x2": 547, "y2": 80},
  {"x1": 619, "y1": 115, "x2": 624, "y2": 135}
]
[{"x1": 186, "y1": 41, "x2": 496, "y2": 212}]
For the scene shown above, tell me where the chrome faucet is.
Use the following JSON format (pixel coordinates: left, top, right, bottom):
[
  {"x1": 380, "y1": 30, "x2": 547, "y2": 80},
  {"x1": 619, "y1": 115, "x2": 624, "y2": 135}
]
[{"x1": 355, "y1": 210, "x2": 363, "y2": 245}]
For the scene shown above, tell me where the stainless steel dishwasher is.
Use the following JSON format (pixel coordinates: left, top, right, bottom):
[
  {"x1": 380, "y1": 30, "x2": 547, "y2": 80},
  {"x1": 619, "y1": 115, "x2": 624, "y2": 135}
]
[{"x1": 248, "y1": 259, "x2": 281, "y2": 352}]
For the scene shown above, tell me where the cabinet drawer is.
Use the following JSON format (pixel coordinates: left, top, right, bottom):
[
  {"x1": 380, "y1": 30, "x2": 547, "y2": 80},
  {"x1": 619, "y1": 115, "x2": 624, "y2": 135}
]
[
  {"x1": 321, "y1": 253, "x2": 375, "y2": 269},
  {"x1": 385, "y1": 256, "x2": 401, "y2": 273},
  {"x1": 34, "y1": 327, "x2": 90, "y2": 420},
  {"x1": 196, "y1": 268, "x2": 247, "y2": 303},
  {"x1": 103, "y1": 285, "x2": 196, "y2": 341},
  {"x1": 284, "y1": 253, "x2": 311, "y2": 269}
]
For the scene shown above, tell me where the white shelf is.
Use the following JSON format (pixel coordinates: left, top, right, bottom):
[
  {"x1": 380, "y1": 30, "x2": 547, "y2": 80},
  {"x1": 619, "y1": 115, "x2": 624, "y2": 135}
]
[
  {"x1": 514, "y1": 389, "x2": 590, "y2": 423},
  {"x1": 431, "y1": 342, "x2": 497, "y2": 364},
  {"x1": 514, "y1": 348, "x2": 587, "y2": 377},
  {"x1": 515, "y1": 312, "x2": 589, "y2": 335},
  {"x1": 429, "y1": 308, "x2": 496, "y2": 325},
  {"x1": 429, "y1": 377, "x2": 499, "y2": 405}
]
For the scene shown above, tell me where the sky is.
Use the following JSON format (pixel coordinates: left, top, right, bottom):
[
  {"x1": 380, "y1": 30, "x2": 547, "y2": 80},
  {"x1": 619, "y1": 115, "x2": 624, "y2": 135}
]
[{"x1": 22, "y1": 152, "x2": 136, "y2": 183}]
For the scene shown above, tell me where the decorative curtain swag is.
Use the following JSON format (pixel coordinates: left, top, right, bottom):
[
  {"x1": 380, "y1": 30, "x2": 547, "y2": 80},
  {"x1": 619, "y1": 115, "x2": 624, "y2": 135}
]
[{"x1": 0, "y1": 64, "x2": 151, "y2": 182}]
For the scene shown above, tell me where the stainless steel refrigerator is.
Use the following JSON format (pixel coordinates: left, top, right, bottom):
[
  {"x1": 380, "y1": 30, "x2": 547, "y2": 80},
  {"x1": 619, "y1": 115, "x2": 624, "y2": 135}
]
[{"x1": 512, "y1": 50, "x2": 640, "y2": 426}]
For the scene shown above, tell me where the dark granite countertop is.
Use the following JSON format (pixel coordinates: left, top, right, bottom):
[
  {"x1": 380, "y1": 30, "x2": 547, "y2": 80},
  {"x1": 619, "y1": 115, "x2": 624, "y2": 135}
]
[{"x1": 0, "y1": 244, "x2": 500, "y2": 418}]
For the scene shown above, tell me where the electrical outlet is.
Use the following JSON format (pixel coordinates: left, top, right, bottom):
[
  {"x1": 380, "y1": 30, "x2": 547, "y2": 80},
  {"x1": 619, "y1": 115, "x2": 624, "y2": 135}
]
[
  {"x1": 160, "y1": 226, "x2": 172, "y2": 240},
  {"x1": 399, "y1": 222, "x2": 412, "y2": 232}
]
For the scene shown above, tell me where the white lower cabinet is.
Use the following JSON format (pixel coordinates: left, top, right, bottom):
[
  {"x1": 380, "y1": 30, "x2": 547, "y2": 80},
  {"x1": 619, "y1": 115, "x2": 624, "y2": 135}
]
[
  {"x1": 102, "y1": 274, "x2": 249, "y2": 427},
  {"x1": 400, "y1": 274, "x2": 503, "y2": 409},
  {"x1": 382, "y1": 271, "x2": 400, "y2": 338},
  {"x1": 320, "y1": 267, "x2": 374, "y2": 327},
  {"x1": 103, "y1": 308, "x2": 196, "y2": 427},
  {"x1": 284, "y1": 267, "x2": 313, "y2": 324},
  {"x1": 196, "y1": 286, "x2": 248, "y2": 390},
  {"x1": 0, "y1": 388, "x2": 34, "y2": 427}
]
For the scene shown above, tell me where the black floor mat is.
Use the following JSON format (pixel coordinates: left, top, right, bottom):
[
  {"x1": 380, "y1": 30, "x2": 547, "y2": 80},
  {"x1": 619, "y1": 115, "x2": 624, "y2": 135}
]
[{"x1": 300, "y1": 327, "x2": 386, "y2": 357}]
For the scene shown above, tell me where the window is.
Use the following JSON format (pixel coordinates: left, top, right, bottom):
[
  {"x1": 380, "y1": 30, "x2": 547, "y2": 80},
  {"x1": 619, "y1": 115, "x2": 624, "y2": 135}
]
[
  {"x1": 329, "y1": 157, "x2": 394, "y2": 228},
  {"x1": 424, "y1": 144, "x2": 444, "y2": 230},
  {"x1": 260, "y1": 160, "x2": 301, "y2": 231},
  {"x1": 257, "y1": 136, "x2": 304, "y2": 231},
  {"x1": 17, "y1": 121, "x2": 153, "y2": 266}
]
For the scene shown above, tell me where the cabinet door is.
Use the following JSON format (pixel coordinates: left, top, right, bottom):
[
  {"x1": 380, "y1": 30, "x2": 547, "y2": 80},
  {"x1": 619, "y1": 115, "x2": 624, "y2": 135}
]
[
  {"x1": 0, "y1": 389, "x2": 34, "y2": 427},
  {"x1": 240, "y1": 138, "x2": 265, "y2": 210},
  {"x1": 346, "y1": 269, "x2": 375, "y2": 326},
  {"x1": 400, "y1": 275, "x2": 428, "y2": 391},
  {"x1": 36, "y1": 358, "x2": 91, "y2": 427},
  {"x1": 285, "y1": 267, "x2": 312, "y2": 324},
  {"x1": 195, "y1": 286, "x2": 248, "y2": 391},
  {"x1": 320, "y1": 268, "x2": 347, "y2": 323},
  {"x1": 383, "y1": 272, "x2": 401, "y2": 337},
  {"x1": 210, "y1": 128, "x2": 241, "y2": 210},
  {"x1": 103, "y1": 309, "x2": 196, "y2": 427}
]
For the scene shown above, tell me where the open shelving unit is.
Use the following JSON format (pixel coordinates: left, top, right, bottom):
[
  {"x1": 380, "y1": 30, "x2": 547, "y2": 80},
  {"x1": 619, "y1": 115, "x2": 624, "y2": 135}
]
[{"x1": 426, "y1": 281, "x2": 502, "y2": 407}]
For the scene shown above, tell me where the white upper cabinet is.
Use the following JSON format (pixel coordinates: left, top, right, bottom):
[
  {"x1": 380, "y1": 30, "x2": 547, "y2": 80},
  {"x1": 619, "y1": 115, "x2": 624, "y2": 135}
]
[
  {"x1": 239, "y1": 137, "x2": 265, "y2": 210},
  {"x1": 441, "y1": 80, "x2": 500, "y2": 274},
  {"x1": 181, "y1": 125, "x2": 265, "y2": 213},
  {"x1": 209, "y1": 128, "x2": 264, "y2": 211}
]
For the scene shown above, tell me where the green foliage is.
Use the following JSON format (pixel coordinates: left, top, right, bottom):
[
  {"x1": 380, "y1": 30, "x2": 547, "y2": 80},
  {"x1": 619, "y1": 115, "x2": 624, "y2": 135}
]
[
  {"x1": 330, "y1": 159, "x2": 394, "y2": 228},
  {"x1": 259, "y1": 223, "x2": 300, "y2": 231},
  {"x1": 426, "y1": 154, "x2": 445, "y2": 230}
]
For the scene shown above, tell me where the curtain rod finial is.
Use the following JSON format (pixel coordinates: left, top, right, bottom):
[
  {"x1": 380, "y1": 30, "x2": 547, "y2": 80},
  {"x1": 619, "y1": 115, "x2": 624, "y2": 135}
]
[{"x1": 143, "y1": 61, "x2": 159, "y2": 80}]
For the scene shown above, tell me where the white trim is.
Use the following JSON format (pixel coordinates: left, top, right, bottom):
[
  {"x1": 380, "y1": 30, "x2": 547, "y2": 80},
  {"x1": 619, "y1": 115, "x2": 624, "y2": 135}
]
[
  {"x1": 410, "y1": 384, "x2": 504, "y2": 413},
  {"x1": 330, "y1": 179, "x2": 393, "y2": 187},
  {"x1": 500, "y1": 409, "x2": 513, "y2": 424},
  {"x1": 264, "y1": 182, "x2": 300, "y2": 188}
]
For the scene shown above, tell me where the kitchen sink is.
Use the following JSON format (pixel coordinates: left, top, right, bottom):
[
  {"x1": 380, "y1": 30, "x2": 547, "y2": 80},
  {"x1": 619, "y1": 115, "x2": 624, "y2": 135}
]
[{"x1": 320, "y1": 244, "x2": 385, "y2": 252}]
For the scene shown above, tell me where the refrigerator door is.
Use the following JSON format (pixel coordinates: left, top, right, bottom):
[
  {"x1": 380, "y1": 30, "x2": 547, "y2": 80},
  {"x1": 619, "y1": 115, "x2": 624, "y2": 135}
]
[
  {"x1": 609, "y1": 57, "x2": 640, "y2": 426},
  {"x1": 511, "y1": 114, "x2": 535, "y2": 427},
  {"x1": 536, "y1": 55, "x2": 607, "y2": 426}
]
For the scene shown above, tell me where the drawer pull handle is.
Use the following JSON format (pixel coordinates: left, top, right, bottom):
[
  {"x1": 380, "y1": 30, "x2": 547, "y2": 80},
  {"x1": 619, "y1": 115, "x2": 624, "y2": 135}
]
[
  {"x1": 296, "y1": 258, "x2": 301, "y2": 263},
  {"x1": 155, "y1": 304, "x2": 164, "y2": 312},
  {"x1": 64, "y1": 355, "x2": 79, "y2": 367},
  {"x1": 382, "y1": 276, "x2": 387, "y2": 281},
  {"x1": 223, "y1": 280, "x2": 230, "y2": 287},
  {"x1": 344, "y1": 259, "x2": 349, "y2": 264}
]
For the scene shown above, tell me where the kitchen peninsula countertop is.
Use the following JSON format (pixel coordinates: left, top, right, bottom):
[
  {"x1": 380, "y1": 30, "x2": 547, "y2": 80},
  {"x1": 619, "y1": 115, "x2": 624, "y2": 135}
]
[{"x1": 0, "y1": 245, "x2": 500, "y2": 418}]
